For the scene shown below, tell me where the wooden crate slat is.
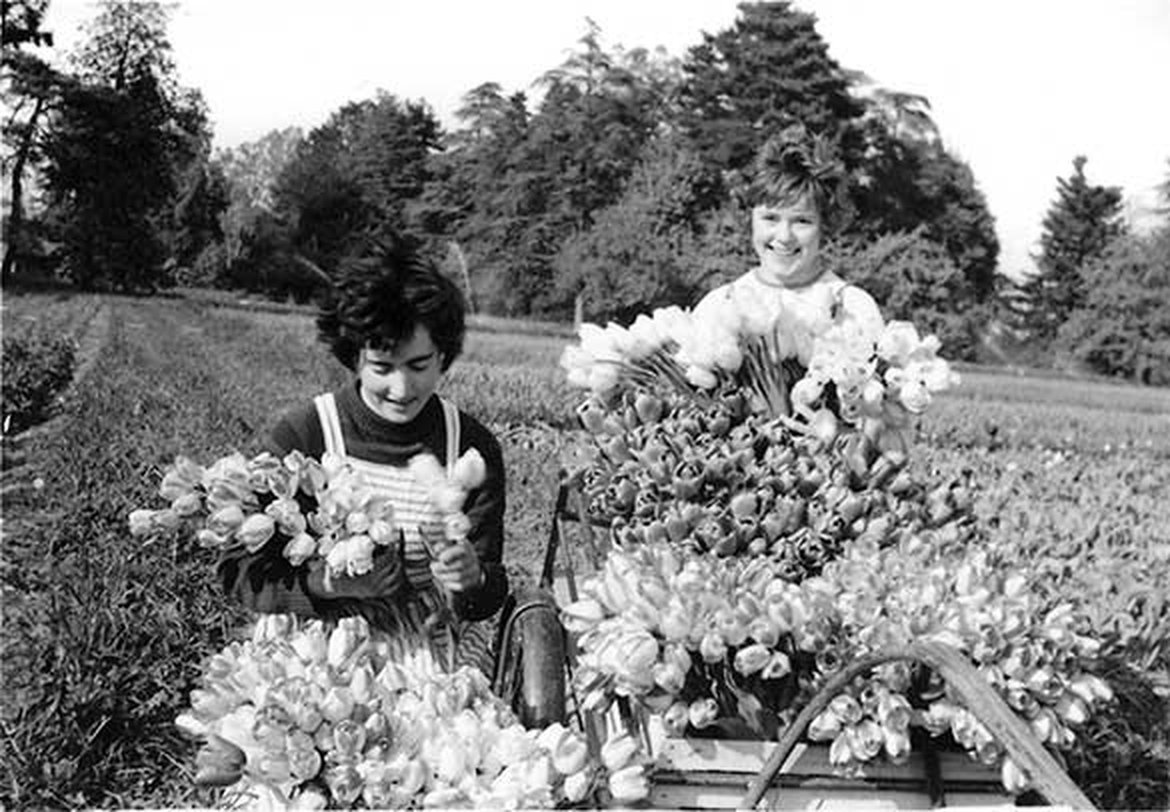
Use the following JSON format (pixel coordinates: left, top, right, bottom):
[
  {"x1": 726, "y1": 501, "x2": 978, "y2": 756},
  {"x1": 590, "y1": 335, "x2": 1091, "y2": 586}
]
[
  {"x1": 650, "y1": 780, "x2": 931, "y2": 810},
  {"x1": 652, "y1": 737, "x2": 1003, "y2": 785}
]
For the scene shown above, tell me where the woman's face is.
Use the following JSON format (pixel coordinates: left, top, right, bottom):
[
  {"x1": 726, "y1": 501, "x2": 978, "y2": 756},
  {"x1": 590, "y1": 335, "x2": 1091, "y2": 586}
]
[
  {"x1": 357, "y1": 324, "x2": 444, "y2": 423},
  {"x1": 751, "y1": 194, "x2": 823, "y2": 288}
]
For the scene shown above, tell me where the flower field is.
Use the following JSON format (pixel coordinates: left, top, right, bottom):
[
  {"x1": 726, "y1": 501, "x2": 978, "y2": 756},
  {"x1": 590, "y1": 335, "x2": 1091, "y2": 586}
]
[{"x1": 1, "y1": 290, "x2": 1168, "y2": 809}]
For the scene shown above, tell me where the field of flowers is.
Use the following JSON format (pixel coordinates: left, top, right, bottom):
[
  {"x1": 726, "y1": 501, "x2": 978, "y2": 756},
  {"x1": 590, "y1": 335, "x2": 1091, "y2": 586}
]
[{"x1": 0, "y1": 290, "x2": 1167, "y2": 808}]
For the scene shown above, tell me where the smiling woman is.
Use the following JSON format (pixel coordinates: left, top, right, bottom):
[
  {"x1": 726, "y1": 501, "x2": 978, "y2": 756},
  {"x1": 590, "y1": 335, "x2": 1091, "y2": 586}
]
[
  {"x1": 695, "y1": 124, "x2": 883, "y2": 342},
  {"x1": 217, "y1": 236, "x2": 509, "y2": 677}
]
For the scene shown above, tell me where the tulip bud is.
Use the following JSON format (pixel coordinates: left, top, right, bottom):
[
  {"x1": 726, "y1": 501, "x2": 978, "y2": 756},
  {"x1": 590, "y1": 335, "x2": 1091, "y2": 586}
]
[
  {"x1": 552, "y1": 731, "x2": 589, "y2": 776},
  {"x1": 320, "y1": 686, "x2": 355, "y2": 724},
  {"x1": 443, "y1": 512, "x2": 472, "y2": 541},
  {"x1": 808, "y1": 709, "x2": 841, "y2": 741},
  {"x1": 434, "y1": 482, "x2": 467, "y2": 514},
  {"x1": 882, "y1": 726, "x2": 911, "y2": 764},
  {"x1": 662, "y1": 701, "x2": 690, "y2": 737},
  {"x1": 452, "y1": 448, "x2": 487, "y2": 490},
  {"x1": 877, "y1": 692, "x2": 912, "y2": 731},
  {"x1": 1000, "y1": 756, "x2": 1029, "y2": 793},
  {"x1": 729, "y1": 491, "x2": 759, "y2": 520},
  {"x1": 207, "y1": 503, "x2": 246, "y2": 537},
  {"x1": 291, "y1": 624, "x2": 328, "y2": 664},
  {"x1": 561, "y1": 599, "x2": 605, "y2": 634},
  {"x1": 761, "y1": 651, "x2": 792, "y2": 680},
  {"x1": 688, "y1": 697, "x2": 719, "y2": 729},
  {"x1": 1068, "y1": 673, "x2": 1113, "y2": 704},
  {"x1": 828, "y1": 731, "x2": 854, "y2": 767},
  {"x1": 367, "y1": 518, "x2": 396, "y2": 545},
  {"x1": 1055, "y1": 693, "x2": 1089, "y2": 726},
  {"x1": 733, "y1": 643, "x2": 772, "y2": 676},
  {"x1": 325, "y1": 763, "x2": 364, "y2": 806},
  {"x1": 608, "y1": 764, "x2": 650, "y2": 803},
  {"x1": 652, "y1": 661, "x2": 686, "y2": 694},
  {"x1": 237, "y1": 513, "x2": 276, "y2": 552},
  {"x1": 748, "y1": 618, "x2": 781, "y2": 648},
  {"x1": 283, "y1": 532, "x2": 317, "y2": 566},
  {"x1": 291, "y1": 786, "x2": 328, "y2": 810},
  {"x1": 193, "y1": 734, "x2": 246, "y2": 787},
  {"x1": 287, "y1": 738, "x2": 323, "y2": 781},
  {"x1": 577, "y1": 402, "x2": 607, "y2": 434},
  {"x1": 328, "y1": 620, "x2": 365, "y2": 667},
  {"x1": 699, "y1": 632, "x2": 727, "y2": 664},
  {"x1": 562, "y1": 767, "x2": 593, "y2": 803},
  {"x1": 601, "y1": 733, "x2": 639, "y2": 772},
  {"x1": 350, "y1": 663, "x2": 374, "y2": 705},
  {"x1": 663, "y1": 515, "x2": 690, "y2": 542},
  {"x1": 828, "y1": 694, "x2": 862, "y2": 725},
  {"x1": 634, "y1": 393, "x2": 664, "y2": 424},
  {"x1": 128, "y1": 509, "x2": 158, "y2": 537},
  {"x1": 171, "y1": 491, "x2": 203, "y2": 517}
]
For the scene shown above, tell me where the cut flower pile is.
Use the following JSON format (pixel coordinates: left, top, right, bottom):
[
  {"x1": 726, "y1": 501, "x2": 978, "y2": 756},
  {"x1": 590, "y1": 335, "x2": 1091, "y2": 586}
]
[
  {"x1": 177, "y1": 614, "x2": 605, "y2": 809},
  {"x1": 558, "y1": 296, "x2": 1115, "y2": 796}
]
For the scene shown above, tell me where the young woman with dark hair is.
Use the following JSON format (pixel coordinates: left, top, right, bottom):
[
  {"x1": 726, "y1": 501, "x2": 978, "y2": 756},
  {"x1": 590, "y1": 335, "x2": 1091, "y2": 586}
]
[{"x1": 219, "y1": 238, "x2": 506, "y2": 675}]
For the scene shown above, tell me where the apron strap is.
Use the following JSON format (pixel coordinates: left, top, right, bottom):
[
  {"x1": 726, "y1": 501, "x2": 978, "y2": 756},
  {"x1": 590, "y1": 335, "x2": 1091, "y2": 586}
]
[
  {"x1": 440, "y1": 396, "x2": 460, "y2": 475},
  {"x1": 313, "y1": 392, "x2": 347, "y2": 458}
]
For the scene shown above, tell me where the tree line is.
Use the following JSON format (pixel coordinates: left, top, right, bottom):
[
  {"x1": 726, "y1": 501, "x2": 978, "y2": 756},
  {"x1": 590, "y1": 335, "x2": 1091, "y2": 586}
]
[{"x1": 4, "y1": 1, "x2": 1168, "y2": 380}]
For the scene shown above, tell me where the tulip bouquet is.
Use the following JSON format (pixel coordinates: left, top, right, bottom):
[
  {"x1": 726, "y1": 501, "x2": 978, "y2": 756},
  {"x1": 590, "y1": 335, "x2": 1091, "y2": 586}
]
[
  {"x1": 559, "y1": 295, "x2": 958, "y2": 430},
  {"x1": 570, "y1": 390, "x2": 978, "y2": 576},
  {"x1": 178, "y1": 613, "x2": 608, "y2": 809},
  {"x1": 562, "y1": 531, "x2": 1114, "y2": 794},
  {"x1": 130, "y1": 449, "x2": 399, "y2": 581}
]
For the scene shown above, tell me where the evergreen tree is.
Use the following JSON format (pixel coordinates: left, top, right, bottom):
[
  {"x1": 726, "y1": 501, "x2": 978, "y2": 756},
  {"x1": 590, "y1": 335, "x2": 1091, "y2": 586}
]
[
  {"x1": 40, "y1": 0, "x2": 212, "y2": 291},
  {"x1": 1055, "y1": 228, "x2": 1170, "y2": 383},
  {"x1": 678, "y1": 1, "x2": 864, "y2": 176},
  {"x1": 417, "y1": 83, "x2": 535, "y2": 313},
  {"x1": 1025, "y1": 155, "x2": 1124, "y2": 336},
  {"x1": 427, "y1": 22, "x2": 673, "y2": 316},
  {"x1": 1, "y1": 0, "x2": 58, "y2": 283},
  {"x1": 273, "y1": 93, "x2": 441, "y2": 277}
]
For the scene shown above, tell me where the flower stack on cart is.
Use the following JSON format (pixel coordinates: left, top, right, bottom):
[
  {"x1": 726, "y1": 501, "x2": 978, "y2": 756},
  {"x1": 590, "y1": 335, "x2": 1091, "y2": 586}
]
[{"x1": 556, "y1": 291, "x2": 1112, "y2": 807}]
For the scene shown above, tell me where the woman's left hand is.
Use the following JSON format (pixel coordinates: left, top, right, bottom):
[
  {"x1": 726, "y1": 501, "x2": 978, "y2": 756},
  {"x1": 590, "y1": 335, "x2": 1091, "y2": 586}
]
[{"x1": 429, "y1": 537, "x2": 484, "y2": 592}]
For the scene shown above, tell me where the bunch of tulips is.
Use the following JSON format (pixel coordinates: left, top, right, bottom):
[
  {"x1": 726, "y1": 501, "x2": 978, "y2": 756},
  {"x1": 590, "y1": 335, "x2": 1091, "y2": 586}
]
[
  {"x1": 571, "y1": 388, "x2": 978, "y2": 581},
  {"x1": 130, "y1": 449, "x2": 401, "y2": 580},
  {"x1": 178, "y1": 614, "x2": 608, "y2": 809},
  {"x1": 558, "y1": 298, "x2": 959, "y2": 426},
  {"x1": 562, "y1": 533, "x2": 1113, "y2": 794}
]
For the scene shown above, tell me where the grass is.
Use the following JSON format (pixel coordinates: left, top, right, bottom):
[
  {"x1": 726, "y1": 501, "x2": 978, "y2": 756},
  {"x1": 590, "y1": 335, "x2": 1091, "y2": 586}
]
[{"x1": 0, "y1": 290, "x2": 1167, "y2": 809}]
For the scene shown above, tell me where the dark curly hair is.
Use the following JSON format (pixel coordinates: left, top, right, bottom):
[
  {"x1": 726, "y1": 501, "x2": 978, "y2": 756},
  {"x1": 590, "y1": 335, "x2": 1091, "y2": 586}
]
[
  {"x1": 740, "y1": 124, "x2": 852, "y2": 233},
  {"x1": 316, "y1": 237, "x2": 466, "y2": 372}
]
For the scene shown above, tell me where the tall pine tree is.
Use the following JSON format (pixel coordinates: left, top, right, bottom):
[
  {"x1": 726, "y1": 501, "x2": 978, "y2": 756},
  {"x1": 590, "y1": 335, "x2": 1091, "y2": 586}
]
[
  {"x1": 678, "y1": 1, "x2": 863, "y2": 176},
  {"x1": 1020, "y1": 156, "x2": 1124, "y2": 337},
  {"x1": 40, "y1": 1, "x2": 213, "y2": 291}
]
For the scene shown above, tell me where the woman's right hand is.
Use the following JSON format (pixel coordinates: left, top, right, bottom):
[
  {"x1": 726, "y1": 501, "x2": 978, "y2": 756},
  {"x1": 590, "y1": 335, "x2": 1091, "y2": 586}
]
[{"x1": 307, "y1": 545, "x2": 404, "y2": 600}]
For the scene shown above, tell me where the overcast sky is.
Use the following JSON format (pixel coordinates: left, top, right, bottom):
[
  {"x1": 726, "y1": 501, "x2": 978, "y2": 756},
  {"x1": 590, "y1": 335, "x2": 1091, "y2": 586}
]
[{"x1": 42, "y1": 0, "x2": 1170, "y2": 280}]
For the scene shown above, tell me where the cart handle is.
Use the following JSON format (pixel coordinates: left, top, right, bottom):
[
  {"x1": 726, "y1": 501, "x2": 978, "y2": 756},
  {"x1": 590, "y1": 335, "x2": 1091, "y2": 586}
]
[{"x1": 739, "y1": 640, "x2": 1095, "y2": 811}]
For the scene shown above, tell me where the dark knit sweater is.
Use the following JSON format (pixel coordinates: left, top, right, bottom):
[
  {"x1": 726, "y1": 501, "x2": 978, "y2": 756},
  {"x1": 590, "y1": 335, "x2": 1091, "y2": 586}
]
[{"x1": 218, "y1": 382, "x2": 508, "y2": 625}]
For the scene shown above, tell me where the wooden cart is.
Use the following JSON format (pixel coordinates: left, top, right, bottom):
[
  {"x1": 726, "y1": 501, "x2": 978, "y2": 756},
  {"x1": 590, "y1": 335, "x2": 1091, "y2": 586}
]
[{"x1": 538, "y1": 482, "x2": 1096, "y2": 810}]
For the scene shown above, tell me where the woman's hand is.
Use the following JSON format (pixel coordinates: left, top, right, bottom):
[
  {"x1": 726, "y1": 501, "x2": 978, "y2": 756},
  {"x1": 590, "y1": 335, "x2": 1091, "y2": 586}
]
[
  {"x1": 429, "y1": 537, "x2": 484, "y2": 593},
  {"x1": 308, "y1": 545, "x2": 404, "y2": 600}
]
